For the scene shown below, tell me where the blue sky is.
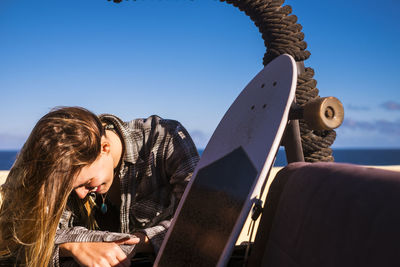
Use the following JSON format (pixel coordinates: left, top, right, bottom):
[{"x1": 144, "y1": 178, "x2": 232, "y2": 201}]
[{"x1": 1, "y1": 0, "x2": 399, "y2": 149}]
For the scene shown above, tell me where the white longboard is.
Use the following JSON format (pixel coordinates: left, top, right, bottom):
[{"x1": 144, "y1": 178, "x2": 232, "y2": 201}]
[{"x1": 155, "y1": 54, "x2": 297, "y2": 267}]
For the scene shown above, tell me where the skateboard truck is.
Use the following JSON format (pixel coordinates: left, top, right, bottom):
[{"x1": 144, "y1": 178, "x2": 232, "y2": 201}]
[
  {"x1": 285, "y1": 61, "x2": 344, "y2": 151},
  {"x1": 283, "y1": 96, "x2": 344, "y2": 163}
]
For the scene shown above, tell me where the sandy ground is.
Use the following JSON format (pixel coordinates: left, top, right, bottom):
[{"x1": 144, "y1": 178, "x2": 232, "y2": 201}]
[{"x1": 0, "y1": 171, "x2": 8, "y2": 186}]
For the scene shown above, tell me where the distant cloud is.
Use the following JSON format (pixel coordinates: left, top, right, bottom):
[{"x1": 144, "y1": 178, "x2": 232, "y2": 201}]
[
  {"x1": 189, "y1": 130, "x2": 210, "y2": 149},
  {"x1": 381, "y1": 101, "x2": 400, "y2": 111},
  {"x1": 342, "y1": 119, "x2": 375, "y2": 130},
  {"x1": 347, "y1": 104, "x2": 370, "y2": 111},
  {"x1": 375, "y1": 120, "x2": 400, "y2": 135},
  {"x1": 342, "y1": 118, "x2": 400, "y2": 136}
]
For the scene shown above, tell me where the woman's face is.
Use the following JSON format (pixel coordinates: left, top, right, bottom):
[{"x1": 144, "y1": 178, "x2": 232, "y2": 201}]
[{"x1": 73, "y1": 151, "x2": 115, "y2": 199}]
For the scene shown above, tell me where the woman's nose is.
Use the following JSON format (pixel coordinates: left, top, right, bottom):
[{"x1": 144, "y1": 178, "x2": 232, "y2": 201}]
[{"x1": 74, "y1": 187, "x2": 89, "y2": 199}]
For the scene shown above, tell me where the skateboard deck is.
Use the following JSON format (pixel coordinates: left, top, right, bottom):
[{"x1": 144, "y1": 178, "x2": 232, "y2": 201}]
[{"x1": 154, "y1": 54, "x2": 297, "y2": 267}]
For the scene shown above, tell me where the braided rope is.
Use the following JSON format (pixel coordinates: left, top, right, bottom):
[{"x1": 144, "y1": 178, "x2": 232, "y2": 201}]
[
  {"x1": 108, "y1": 0, "x2": 336, "y2": 162},
  {"x1": 221, "y1": 0, "x2": 336, "y2": 162}
]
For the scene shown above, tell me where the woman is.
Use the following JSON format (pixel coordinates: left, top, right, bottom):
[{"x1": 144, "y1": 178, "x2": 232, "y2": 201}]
[{"x1": 0, "y1": 107, "x2": 199, "y2": 266}]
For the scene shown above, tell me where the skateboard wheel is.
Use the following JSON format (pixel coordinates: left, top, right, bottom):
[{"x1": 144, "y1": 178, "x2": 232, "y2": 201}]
[{"x1": 303, "y1": 97, "x2": 344, "y2": 130}]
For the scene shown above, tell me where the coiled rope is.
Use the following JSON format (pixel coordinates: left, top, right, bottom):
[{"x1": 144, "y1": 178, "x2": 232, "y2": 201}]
[
  {"x1": 221, "y1": 0, "x2": 335, "y2": 162},
  {"x1": 109, "y1": 0, "x2": 336, "y2": 162}
]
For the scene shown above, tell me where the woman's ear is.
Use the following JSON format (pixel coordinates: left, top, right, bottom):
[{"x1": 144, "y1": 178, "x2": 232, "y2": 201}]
[{"x1": 100, "y1": 136, "x2": 111, "y2": 154}]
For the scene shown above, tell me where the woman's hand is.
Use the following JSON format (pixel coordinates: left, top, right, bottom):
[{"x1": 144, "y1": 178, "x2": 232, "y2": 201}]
[
  {"x1": 132, "y1": 232, "x2": 154, "y2": 254},
  {"x1": 59, "y1": 237, "x2": 140, "y2": 267}
]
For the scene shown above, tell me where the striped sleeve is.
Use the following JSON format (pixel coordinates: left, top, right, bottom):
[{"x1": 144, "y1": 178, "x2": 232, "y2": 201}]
[{"x1": 140, "y1": 120, "x2": 199, "y2": 253}]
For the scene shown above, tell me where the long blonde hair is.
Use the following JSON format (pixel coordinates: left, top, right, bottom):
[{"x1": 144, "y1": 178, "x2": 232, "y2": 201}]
[{"x1": 0, "y1": 107, "x2": 105, "y2": 266}]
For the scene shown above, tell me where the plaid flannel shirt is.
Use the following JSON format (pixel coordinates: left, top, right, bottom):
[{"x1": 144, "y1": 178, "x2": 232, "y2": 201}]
[{"x1": 52, "y1": 114, "x2": 199, "y2": 266}]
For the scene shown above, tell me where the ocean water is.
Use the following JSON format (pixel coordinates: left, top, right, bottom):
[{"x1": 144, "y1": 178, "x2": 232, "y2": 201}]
[
  {"x1": 0, "y1": 151, "x2": 18, "y2": 170},
  {"x1": 1, "y1": 149, "x2": 400, "y2": 170},
  {"x1": 200, "y1": 148, "x2": 400, "y2": 167}
]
